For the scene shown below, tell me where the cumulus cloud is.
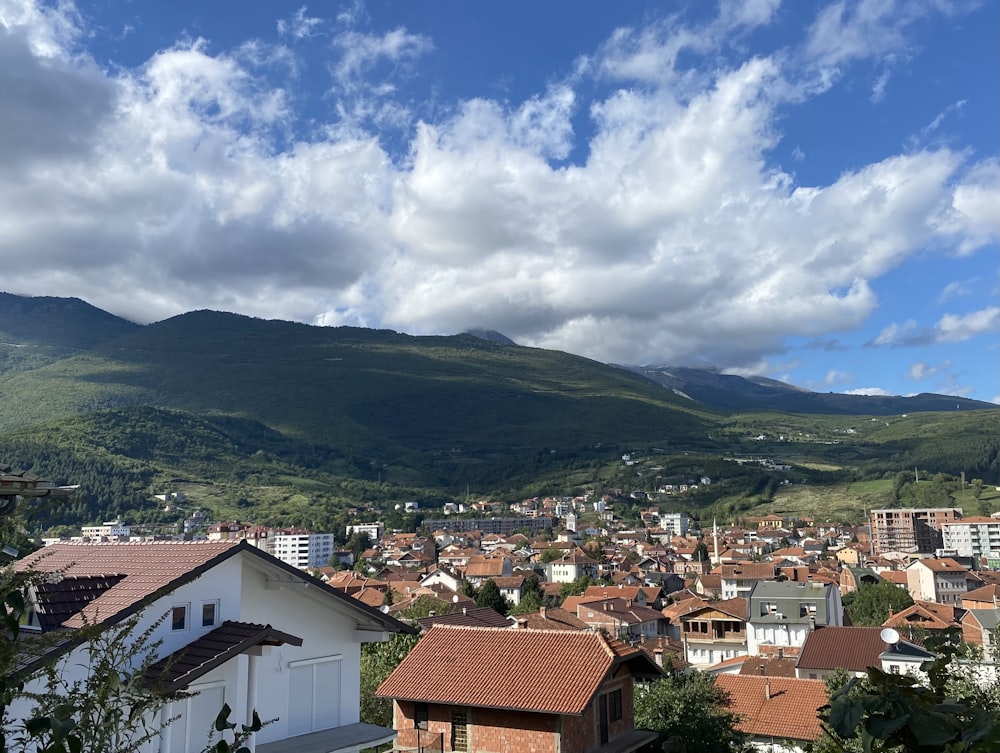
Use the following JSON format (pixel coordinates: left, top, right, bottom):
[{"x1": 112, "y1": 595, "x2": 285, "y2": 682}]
[
  {"x1": 0, "y1": 0, "x2": 995, "y2": 380},
  {"x1": 873, "y1": 307, "x2": 999, "y2": 348},
  {"x1": 844, "y1": 387, "x2": 892, "y2": 396}
]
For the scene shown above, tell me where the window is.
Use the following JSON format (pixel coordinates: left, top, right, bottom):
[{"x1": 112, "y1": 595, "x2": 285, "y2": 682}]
[
  {"x1": 608, "y1": 689, "x2": 623, "y2": 722},
  {"x1": 201, "y1": 600, "x2": 218, "y2": 628},
  {"x1": 171, "y1": 604, "x2": 189, "y2": 631},
  {"x1": 414, "y1": 702, "x2": 429, "y2": 730}
]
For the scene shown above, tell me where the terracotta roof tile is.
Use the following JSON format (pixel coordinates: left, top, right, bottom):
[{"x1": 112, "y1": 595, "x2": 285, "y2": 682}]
[
  {"x1": 716, "y1": 675, "x2": 827, "y2": 742},
  {"x1": 17, "y1": 541, "x2": 241, "y2": 628},
  {"x1": 377, "y1": 626, "x2": 659, "y2": 714},
  {"x1": 796, "y1": 626, "x2": 886, "y2": 672}
]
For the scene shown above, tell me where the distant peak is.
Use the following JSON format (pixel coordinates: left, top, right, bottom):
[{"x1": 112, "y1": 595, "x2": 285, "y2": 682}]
[{"x1": 462, "y1": 328, "x2": 517, "y2": 346}]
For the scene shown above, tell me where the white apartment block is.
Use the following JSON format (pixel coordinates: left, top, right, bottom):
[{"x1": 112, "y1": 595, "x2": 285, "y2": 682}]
[
  {"x1": 942, "y1": 516, "x2": 1000, "y2": 559},
  {"x1": 346, "y1": 522, "x2": 384, "y2": 542},
  {"x1": 272, "y1": 531, "x2": 337, "y2": 569},
  {"x1": 658, "y1": 512, "x2": 691, "y2": 536},
  {"x1": 80, "y1": 520, "x2": 130, "y2": 539}
]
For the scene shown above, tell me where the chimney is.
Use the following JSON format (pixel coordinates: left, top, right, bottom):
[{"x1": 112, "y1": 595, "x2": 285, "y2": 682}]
[
  {"x1": 540, "y1": 606, "x2": 547, "y2": 619},
  {"x1": 765, "y1": 682, "x2": 771, "y2": 701},
  {"x1": 777, "y1": 647, "x2": 783, "y2": 660},
  {"x1": 758, "y1": 664, "x2": 765, "y2": 676},
  {"x1": 809, "y1": 615, "x2": 816, "y2": 631},
  {"x1": 653, "y1": 649, "x2": 663, "y2": 667}
]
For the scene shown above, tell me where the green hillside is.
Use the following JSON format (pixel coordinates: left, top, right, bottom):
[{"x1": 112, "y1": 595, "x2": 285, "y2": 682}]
[{"x1": 0, "y1": 298, "x2": 996, "y2": 533}]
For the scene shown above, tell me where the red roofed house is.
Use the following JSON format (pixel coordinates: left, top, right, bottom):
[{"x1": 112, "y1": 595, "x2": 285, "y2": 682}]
[
  {"x1": 12, "y1": 541, "x2": 411, "y2": 753},
  {"x1": 715, "y1": 674, "x2": 828, "y2": 752},
  {"x1": 377, "y1": 625, "x2": 662, "y2": 753}
]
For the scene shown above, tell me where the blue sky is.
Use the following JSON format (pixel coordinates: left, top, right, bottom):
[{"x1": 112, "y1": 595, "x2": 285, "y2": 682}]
[{"x1": 1, "y1": 0, "x2": 997, "y2": 402}]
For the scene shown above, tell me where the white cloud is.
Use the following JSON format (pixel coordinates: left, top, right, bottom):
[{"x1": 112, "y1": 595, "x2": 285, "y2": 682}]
[
  {"x1": 937, "y1": 278, "x2": 977, "y2": 304},
  {"x1": 0, "y1": 0, "x2": 993, "y2": 379},
  {"x1": 824, "y1": 370, "x2": 852, "y2": 385},
  {"x1": 845, "y1": 387, "x2": 892, "y2": 396},
  {"x1": 277, "y1": 7, "x2": 324, "y2": 40},
  {"x1": 934, "y1": 307, "x2": 1000, "y2": 343},
  {"x1": 870, "y1": 320, "x2": 918, "y2": 347}
]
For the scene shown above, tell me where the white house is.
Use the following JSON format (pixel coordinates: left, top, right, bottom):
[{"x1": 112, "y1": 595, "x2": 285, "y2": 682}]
[
  {"x1": 11, "y1": 540, "x2": 411, "y2": 753},
  {"x1": 746, "y1": 581, "x2": 843, "y2": 655}
]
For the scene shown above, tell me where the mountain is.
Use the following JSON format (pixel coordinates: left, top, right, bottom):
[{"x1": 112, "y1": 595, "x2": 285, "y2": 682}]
[
  {"x1": 0, "y1": 292, "x2": 139, "y2": 375},
  {"x1": 0, "y1": 292, "x2": 995, "y2": 529},
  {"x1": 630, "y1": 365, "x2": 996, "y2": 415}
]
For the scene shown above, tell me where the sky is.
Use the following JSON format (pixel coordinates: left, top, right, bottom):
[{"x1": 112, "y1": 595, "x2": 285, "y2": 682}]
[{"x1": 1, "y1": 0, "x2": 997, "y2": 403}]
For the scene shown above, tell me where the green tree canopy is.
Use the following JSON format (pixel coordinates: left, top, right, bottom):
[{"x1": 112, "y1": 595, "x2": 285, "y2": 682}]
[
  {"x1": 633, "y1": 672, "x2": 748, "y2": 753},
  {"x1": 475, "y1": 579, "x2": 511, "y2": 616},
  {"x1": 359, "y1": 632, "x2": 420, "y2": 728},
  {"x1": 842, "y1": 581, "x2": 914, "y2": 626}
]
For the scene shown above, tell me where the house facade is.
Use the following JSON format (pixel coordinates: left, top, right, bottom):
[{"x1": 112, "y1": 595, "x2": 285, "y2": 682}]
[
  {"x1": 12, "y1": 540, "x2": 410, "y2": 753},
  {"x1": 377, "y1": 625, "x2": 661, "y2": 753},
  {"x1": 746, "y1": 581, "x2": 843, "y2": 655}
]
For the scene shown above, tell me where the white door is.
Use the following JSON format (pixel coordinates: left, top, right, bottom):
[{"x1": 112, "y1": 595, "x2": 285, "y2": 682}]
[
  {"x1": 287, "y1": 657, "x2": 342, "y2": 736},
  {"x1": 170, "y1": 682, "x2": 226, "y2": 753}
]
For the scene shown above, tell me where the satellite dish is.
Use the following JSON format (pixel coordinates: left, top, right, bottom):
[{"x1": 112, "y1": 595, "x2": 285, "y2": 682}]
[
  {"x1": 453, "y1": 594, "x2": 460, "y2": 603},
  {"x1": 880, "y1": 627, "x2": 900, "y2": 645},
  {"x1": 379, "y1": 605, "x2": 390, "y2": 614}
]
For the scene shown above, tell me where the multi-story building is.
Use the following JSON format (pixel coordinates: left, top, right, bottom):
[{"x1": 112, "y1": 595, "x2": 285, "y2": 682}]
[
  {"x1": 720, "y1": 563, "x2": 776, "y2": 600},
  {"x1": 80, "y1": 520, "x2": 131, "y2": 539},
  {"x1": 658, "y1": 512, "x2": 690, "y2": 537},
  {"x1": 870, "y1": 508, "x2": 963, "y2": 555},
  {"x1": 746, "y1": 581, "x2": 843, "y2": 655},
  {"x1": 941, "y1": 515, "x2": 1000, "y2": 559},
  {"x1": 905, "y1": 558, "x2": 969, "y2": 605},
  {"x1": 272, "y1": 530, "x2": 337, "y2": 569}
]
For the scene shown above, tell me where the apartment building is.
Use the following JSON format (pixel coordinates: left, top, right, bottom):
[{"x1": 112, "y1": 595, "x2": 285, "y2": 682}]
[
  {"x1": 272, "y1": 530, "x2": 337, "y2": 569},
  {"x1": 941, "y1": 515, "x2": 1000, "y2": 559},
  {"x1": 905, "y1": 558, "x2": 969, "y2": 606},
  {"x1": 870, "y1": 508, "x2": 963, "y2": 555}
]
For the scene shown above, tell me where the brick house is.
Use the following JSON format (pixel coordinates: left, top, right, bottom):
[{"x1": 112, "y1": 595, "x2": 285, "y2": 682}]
[{"x1": 377, "y1": 625, "x2": 661, "y2": 753}]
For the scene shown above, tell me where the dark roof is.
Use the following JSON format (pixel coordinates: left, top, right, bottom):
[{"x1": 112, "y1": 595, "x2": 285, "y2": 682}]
[
  {"x1": 30, "y1": 574, "x2": 126, "y2": 629},
  {"x1": 739, "y1": 656, "x2": 798, "y2": 678},
  {"x1": 796, "y1": 627, "x2": 886, "y2": 672},
  {"x1": 417, "y1": 607, "x2": 510, "y2": 630},
  {"x1": 145, "y1": 621, "x2": 302, "y2": 693}
]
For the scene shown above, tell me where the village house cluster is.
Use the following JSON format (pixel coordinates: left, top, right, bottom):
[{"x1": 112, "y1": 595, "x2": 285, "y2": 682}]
[{"x1": 6, "y1": 462, "x2": 999, "y2": 753}]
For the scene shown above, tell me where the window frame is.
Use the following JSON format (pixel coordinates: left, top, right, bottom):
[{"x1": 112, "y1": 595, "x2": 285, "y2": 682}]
[{"x1": 171, "y1": 603, "x2": 190, "y2": 632}]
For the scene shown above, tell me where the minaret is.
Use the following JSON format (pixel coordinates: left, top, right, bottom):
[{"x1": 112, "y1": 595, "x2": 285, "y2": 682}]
[{"x1": 712, "y1": 518, "x2": 720, "y2": 566}]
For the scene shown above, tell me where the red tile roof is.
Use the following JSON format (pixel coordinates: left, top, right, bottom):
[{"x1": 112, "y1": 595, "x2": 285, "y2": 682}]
[
  {"x1": 377, "y1": 626, "x2": 660, "y2": 714},
  {"x1": 796, "y1": 626, "x2": 887, "y2": 672},
  {"x1": 17, "y1": 541, "x2": 241, "y2": 628},
  {"x1": 715, "y1": 675, "x2": 827, "y2": 742}
]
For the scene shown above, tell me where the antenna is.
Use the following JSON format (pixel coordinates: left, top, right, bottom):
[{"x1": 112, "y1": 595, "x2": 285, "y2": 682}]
[{"x1": 880, "y1": 627, "x2": 900, "y2": 646}]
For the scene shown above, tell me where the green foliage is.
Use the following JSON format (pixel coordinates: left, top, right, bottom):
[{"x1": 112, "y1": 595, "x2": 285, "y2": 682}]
[
  {"x1": 201, "y1": 703, "x2": 269, "y2": 753},
  {"x1": 359, "y1": 632, "x2": 420, "y2": 728},
  {"x1": 842, "y1": 582, "x2": 914, "y2": 627},
  {"x1": 558, "y1": 576, "x2": 596, "y2": 603},
  {"x1": 633, "y1": 673, "x2": 748, "y2": 753},
  {"x1": 819, "y1": 638, "x2": 1000, "y2": 753},
  {"x1": 474, "y1": 580, "x2": 511, "y2": 616}
]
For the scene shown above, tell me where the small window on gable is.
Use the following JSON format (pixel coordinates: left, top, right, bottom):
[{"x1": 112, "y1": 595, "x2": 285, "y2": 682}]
[
  {"x1": 202, "y1": 600, "x2": 218, "y2": 628},
  {"x1": 171, "y1": 604, "x2": 189, "y2": 631}
]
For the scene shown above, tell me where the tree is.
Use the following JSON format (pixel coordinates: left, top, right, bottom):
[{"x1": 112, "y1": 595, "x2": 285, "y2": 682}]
[
  {"x1": 510, "y1": 573, "x2": 544, "y2": 615},
  {"x1": 842, "y1": 582, "x2": 913, "y2": 626},
  {"x1": 819, "y1": 637, "x2": 1000, "y2": 752},
  {"x1": 693, "y1": 542, "x2": 710, "y2": 563},
  {"x1": 633, "y1": 672, "x2": 748, "y2": 753},
  {"x1": 558, "y1": 575, "x2": 596, "y2": 602},
  {"x1": 359, "y1": 632, "x2": 420, "y2": 728},
  {"x1": 475, "y1": 580, "x2": 511, "y2": 616}
]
